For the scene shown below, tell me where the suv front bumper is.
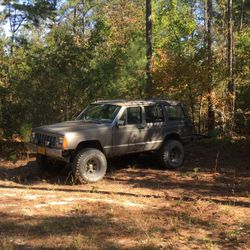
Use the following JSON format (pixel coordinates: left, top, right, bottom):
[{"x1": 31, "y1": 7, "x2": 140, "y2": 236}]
[
  {"x1": 45, "y1": 147, "x2": 64, "y2": 160},
  {"x1": 34, "y1": 144, "x2": 68, "y2": 162}
]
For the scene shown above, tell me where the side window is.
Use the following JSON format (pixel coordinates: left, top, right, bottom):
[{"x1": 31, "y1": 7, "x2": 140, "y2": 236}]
[
  {"x1": 120, "y1": 109, "x2": 127, "y2": 123},
  {"x1": 145, "y1": 105, "x2": 164, "y2": 123},
  {"x1": 165, "y1": 105, "x2": 185, "y2": 121},
  {"x1": 120, "y1": 107, "x2": 142, "y2": 125},
  {"x1": 127, "y1": 107, "x2": 142, "y2": 124}
]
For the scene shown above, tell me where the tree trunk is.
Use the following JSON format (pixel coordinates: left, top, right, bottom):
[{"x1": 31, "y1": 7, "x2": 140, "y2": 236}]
[
  {"x1": 239, "y1": 0, "x2": 244, "y2": 30},
  {"x1": 145, "y1": 0, "x2": 153, "y2": 98},
  {"x1": 227, "y1": 0, "x2": 235, "y2": 133},
  {"x1": 207, "y1": 0, "x2": 215, "y2": 133},
  {"x1": 73, "y1": 6, "x2": 77, "y2": 34},
  {"x1": 227, "y1": 0, "x2": 234, "y2": 94},
  {"x1": 81, "y1": 0, "x2": 86, "y2": 38},
  {"x1": 198, "y1": 92, "x2": 203, "y2": 134}
]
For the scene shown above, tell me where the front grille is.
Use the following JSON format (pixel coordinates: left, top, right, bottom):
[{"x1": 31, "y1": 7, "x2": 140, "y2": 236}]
[{"x1": 35, "y1": 133, "x2": 57, "y2": 147}]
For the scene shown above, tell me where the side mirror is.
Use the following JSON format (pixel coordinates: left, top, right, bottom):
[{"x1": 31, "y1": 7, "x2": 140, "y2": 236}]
[{"x1": 116, "y1": 120, "x2": 125, "y2": 127}]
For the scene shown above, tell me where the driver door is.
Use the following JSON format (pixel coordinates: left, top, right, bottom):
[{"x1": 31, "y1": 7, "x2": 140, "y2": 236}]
[{"x1": 112, "y1": 106, "x2": 146, "y2": 156}]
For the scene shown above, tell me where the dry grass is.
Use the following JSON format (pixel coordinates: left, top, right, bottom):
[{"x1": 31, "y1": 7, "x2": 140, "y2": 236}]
[{"x1": 0, "y1": 138, "x2": 249, "y2": 249}]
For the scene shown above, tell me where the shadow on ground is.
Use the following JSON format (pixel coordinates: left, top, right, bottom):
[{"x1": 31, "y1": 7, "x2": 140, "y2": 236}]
[
  {"x1": 0, "y1": 204, "x2": 249, "y2": 250},
  {"x1": 0, "y1": 139, "x2": 249, "y2": 204},
  {"x1": 0, "y1": 139, "x2": 249, "y2": 249}
]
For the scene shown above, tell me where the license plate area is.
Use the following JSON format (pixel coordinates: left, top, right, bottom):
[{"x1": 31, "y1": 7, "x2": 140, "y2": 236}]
[{"x1": 37, "y1": 146, "x2": 46, "y2": 155}]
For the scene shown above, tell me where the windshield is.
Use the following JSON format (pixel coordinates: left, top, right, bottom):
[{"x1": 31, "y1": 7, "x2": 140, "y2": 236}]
[{"x1": 76, "y1": 104, "x2": 121, "y2": 123}]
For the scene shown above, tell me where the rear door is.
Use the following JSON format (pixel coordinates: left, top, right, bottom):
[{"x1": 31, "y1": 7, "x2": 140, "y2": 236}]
[{"x1": 142, "y1": 104, "x2": 166, "y2": 151}]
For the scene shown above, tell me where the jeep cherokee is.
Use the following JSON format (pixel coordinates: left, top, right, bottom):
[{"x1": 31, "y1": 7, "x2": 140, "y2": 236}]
[{"x1": 30, "y1": 100, "x2": 193, "y2": 183}]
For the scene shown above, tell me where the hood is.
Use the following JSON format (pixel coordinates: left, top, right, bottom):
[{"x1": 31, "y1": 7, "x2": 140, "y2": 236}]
[{"x1": 33, "y1": 120, "x2": 110, "y2": 135}]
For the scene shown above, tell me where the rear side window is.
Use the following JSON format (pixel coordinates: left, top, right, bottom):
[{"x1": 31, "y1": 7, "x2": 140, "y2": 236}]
[
  {"x1": 144, "y1": 105, "x2": 164, "y2": 123},
  {"x1": 120, "y1": 107, "x2": 142, "y2": 125},
  {"x1": 165, "y1": 105, "x2": 185, "y2": 121}
]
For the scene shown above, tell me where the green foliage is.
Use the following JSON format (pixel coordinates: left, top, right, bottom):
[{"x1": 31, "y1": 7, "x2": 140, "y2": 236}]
[
  {"x1": 236, "y1": 28, "x2": 250, "y2": 82},
  {"x1": 0, "y1": 0, "x2": 249, "y2": 138},
  {"x1": 153, "y1": 0, "x2": 196, "y2": 52},
  {"x1": 237, "y1": 84, "x2": 250, "y2": 111},
  {"x1": 19, "y1": 123, "x2": 32, "y2": 142}
]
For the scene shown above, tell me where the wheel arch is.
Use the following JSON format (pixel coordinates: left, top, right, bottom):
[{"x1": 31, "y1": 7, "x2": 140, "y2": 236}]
[
  {"x1": 163, "y1": 133, "x2": 182, "y2": 144},
  {"x1": 75, "y1": 140, "x2": 104, "y2": 153}
]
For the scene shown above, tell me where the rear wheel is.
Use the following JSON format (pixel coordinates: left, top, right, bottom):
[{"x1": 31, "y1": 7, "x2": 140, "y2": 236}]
[
  {"x1": 158, "y1": 140, "x2": 184, "y2": 169},
  {"x1": 72, "y1": 148, "x2": 107, "y2": 183}
]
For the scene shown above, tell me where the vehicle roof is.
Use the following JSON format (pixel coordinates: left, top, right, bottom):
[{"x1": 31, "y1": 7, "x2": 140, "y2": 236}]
[{"x1": 92, "y1": 99, "x2": 181, "y2": 106}]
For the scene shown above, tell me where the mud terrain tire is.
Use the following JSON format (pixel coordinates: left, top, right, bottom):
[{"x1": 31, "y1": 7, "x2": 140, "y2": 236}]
[
  {"x1": 72, "y1": 148, "x2": 107, "y2": 183},
  {"x1": 158, "y1": 140, "x2": 184, "y2": 169}
]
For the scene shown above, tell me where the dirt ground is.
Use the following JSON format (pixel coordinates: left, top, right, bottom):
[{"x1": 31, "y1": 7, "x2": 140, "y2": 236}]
[{"x1": 0, "y1": 139, "x2": 249, "y2": 250}]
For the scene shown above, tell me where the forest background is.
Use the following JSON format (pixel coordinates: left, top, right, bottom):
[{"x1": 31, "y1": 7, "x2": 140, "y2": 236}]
[{"x1": 0, "y1": 0, "x2": 249, "y2": 140}]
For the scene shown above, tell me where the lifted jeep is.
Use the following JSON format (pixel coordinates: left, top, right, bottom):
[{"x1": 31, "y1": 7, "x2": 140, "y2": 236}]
[{"x1": 31, "y1": 100, "x2": 193, "y2": 183}]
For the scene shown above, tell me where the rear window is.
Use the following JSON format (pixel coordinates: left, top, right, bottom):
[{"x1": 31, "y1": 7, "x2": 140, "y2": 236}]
[
  {"x1": 144, "y1": 105, "x2": 164, "y2": 123},
  {"x1": 165, "y1": 105, "x2": 185, "y2": 121}
]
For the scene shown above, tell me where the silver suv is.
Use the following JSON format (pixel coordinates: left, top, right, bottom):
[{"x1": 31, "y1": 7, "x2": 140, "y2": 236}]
[{"x1": 31, "y1": 100, "x2": 193, "y2": 183}]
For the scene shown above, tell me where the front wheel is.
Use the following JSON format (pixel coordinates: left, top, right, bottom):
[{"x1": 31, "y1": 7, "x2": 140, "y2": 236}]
[
  {"x1": 158, "y1": 140, "x2": 184, "y2": 169},
  {"x1": 72, "y1": 148, "x2": 107, "y2": 183}
]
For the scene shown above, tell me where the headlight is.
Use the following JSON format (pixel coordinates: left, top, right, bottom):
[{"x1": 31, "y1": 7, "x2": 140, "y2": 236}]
[
  {"x1": 56, "y1": 136, "x2": 68, "y2": 150},
  {"x1": 56, "y1": 136, "x2": 64, "y2": 148},
  {"x1": 58, "y1": 136, "x2": 64, "y2": 145}
]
